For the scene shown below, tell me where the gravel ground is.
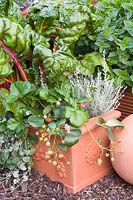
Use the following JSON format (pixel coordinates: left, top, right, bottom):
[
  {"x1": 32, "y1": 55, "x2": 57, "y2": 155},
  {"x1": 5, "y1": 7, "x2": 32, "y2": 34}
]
[{"x1": 0, "y1": 170, "x2": 132, "y2": 200}]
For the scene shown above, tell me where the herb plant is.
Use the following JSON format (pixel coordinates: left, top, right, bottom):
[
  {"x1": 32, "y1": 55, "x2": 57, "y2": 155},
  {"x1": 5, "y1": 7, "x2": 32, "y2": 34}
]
[{"x1": 95, "y1": 0, "x2": 133, "y2": 92}]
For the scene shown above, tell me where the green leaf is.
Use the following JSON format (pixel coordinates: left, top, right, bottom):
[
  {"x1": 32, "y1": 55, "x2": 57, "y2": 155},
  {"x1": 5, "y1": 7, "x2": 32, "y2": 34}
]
[
  {"x1": 29, "y1": 135, "x2": 39, "y2": 145},
  {"x1": 70, "y1": 110, "x2": 89, "y2": 127},
  {"x1": 0, "y1": 0, "x2": 24, "y2": 23},
  {"x1": 96, "y1": 117, "x2": 105, "y2": 126},
  {"x1": 120, "y1": 37, "x2": 133, "y2": 51},
  {"x1": 56, "y1": 119, "x2": 66, "y2": 126},
  {"x1": 58, "y1": 129, "x2": 66, "y2": 135},
  {"x1": 6, "y1": 81, "x2": 32, "y2": 103},
  {"x1": 39, "y1": 87, "x2": 49, "y2": 100},
  {"x1": 70, "y1": 128, "x2": 81, "y2": 137},
  {"x1": 132, "y1": 87, "x2": 133, "y2": 95},
  {"x1": 72, "y1": 86, "x2": 80, "y2": 98},
  {"x1": 66, "y1": 106, "x2": 89, "y2": 127},
  {"x1": 28, "y1": 115, "x2": 44, "y2": 127},
  {"x1": 26, "y1": 149, "x2": 35, "y2": 156},
  {"x1": 65, "y1": 106, "x2": 74, "y2": 118},
  {"x1": 33, "y1": 44, "x2": 77, "y2": 85},
  {"x1": 58, "y1": 144, "x2": 68, "y2": 151},
  {"x1": 78, "y1": 97, "x2": 91, "y2": 103},
  {"x1": 130, "y1": 75, "x2": 133, "y2": 82},
  {"x1": 22, "y1": 156, "x2": 30, "y2": 163},
  {"x1": 12, "y1": 171, "x2": 19, "y2": 178},
  {"x1": 48, "y1": 122, "x2": 56, "y2": 131},
  {"x1": 97, "y1": 138, "x2": 102, "y2": 144},
  {"x1": 56, "y1": 83, "x2": 71, "y2": 97},
  {"x1": 80, "y1": 52, "x2": 106, "y2": 75},
  {"x1": 64, "y1": 128, "x2": 81, "y2": 147},
  {"x1": 105, "y1": 119, "x2": 124, "y2": 127},
  {"x1": 105, "y1": 127, "x2": 114, "y2": 141},
  {"x1": 7, "y1": 118, "x2": 20, "y2": 130},
  {"x1": 53, "y1": 106, "x2": 66, "y2": 118},
  {"x1": 17, "y1": 161, "x2": 26, "y2": 171},
  {"x1": 43, "y1": 105, "x2": 52, "y2": 115},
  {"x1": 1, "y1": 152, "x2": 9, "y2": 162},
  {"x1": 64, "y1": 135, "x2": 79, "y2": 147}
]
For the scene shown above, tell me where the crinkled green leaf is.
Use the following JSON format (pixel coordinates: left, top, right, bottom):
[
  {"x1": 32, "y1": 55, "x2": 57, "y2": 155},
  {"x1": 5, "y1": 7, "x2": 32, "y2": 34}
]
[
  {"x1": 66, "y1": 106, "x2": 89, "y2": 127},
  {"x1": 0, "y1": 0, "x2": 24, "y2": 24},
  {"x1": 33, "y1": 45, "x2": 77, "y2": 85},
  {"x1": 64, "y1": 135, "x2": 79, "y2": 147},
  {"x1": 80, "y1": 52, "x2": 109, "y2": 75},
  {"x1": 6, "y1": 81, "x2": 32, "y2": 103},
  {"x1": 39, "y1": 87, "x2": 49, "y2": 100},
  {"x1": 56, "y1": 119, "x2": 66, "y2": 126},
  {"x1": 64, "y1": 129, "x2": 81, "y2": 147},
  {"x1": 53, "y1": 106, "x2": 66, "y2": 118},
  {"x1": 28, "y1": 115, "x2": 44, "y2": 127},
  {"x1": 0, "y1": 18, "x2": 30, "y2": 79},
  {"x1": 7, "y1": 118, "x2": 19, "y2": 130},
  {"x1": 48, "y1": 122, "x2": 56, "y2": 131}
]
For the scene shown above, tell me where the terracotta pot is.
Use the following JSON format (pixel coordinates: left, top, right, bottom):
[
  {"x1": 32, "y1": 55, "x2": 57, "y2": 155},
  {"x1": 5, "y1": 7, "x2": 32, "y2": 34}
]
[
  {"x1": 30, "y1": 110, "x2": 121, "y2": 193},
  {"x1": 118, "y1": 87, "x2": 133, "y2": 120},
  {"x1": 111, "y1": 114, "x2": 133, "y2": 184}
]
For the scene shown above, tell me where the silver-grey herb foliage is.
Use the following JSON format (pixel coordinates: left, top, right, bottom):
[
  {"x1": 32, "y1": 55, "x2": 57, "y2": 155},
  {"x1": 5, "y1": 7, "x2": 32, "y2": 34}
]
[{"x1": 71, "y1": 70, "x2": 125, "y2": 117}]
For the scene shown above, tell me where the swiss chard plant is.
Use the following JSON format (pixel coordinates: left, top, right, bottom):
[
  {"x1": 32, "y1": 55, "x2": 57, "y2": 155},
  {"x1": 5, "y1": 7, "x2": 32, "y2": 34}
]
[
  {"x1": 26, "y1": 0, "x2": 108, "y2": 86},
  {"x1": 0, "y1": 0, "x2": 108, "y2": 88}
]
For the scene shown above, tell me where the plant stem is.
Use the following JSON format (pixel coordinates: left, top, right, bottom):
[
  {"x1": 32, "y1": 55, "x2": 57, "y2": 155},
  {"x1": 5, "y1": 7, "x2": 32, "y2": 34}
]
[
  {"x1": 83, "y1": 124, "x2": 103, "y2": 153},
  {"x1": 0, "y1": 40, "x2": 28, "y2": 81},
  {"x1": 83, "y1": 124, "x2": 116, "y2": 155},
  {"x1": 3, "y1": 78, "x2": 12, "y2": 84},
  {"x1": 83, "y1": 124, "x2": 100, "y2": 146}
]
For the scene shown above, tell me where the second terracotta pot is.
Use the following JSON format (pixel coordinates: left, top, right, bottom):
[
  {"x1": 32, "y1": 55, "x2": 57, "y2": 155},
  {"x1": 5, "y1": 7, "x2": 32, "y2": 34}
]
[{"x1": 111, "y1": 114, "x2": 133, "y2": 184}]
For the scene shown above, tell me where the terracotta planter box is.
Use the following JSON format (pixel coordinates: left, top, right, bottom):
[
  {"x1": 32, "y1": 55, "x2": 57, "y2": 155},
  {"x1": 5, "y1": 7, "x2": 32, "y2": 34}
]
[
  {"x1": 118, "y1": 87, "x2": 133, "y2": 120},
  {"x1": 30, "y1": 110, "x2": 121, "y2": 193}
]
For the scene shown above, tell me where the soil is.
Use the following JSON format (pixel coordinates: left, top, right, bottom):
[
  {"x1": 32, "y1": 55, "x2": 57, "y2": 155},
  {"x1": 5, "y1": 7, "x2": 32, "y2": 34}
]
[{"x1": 0, "y1": 170, "x2": 132, "y2": 200}]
